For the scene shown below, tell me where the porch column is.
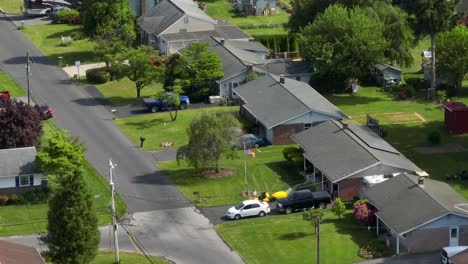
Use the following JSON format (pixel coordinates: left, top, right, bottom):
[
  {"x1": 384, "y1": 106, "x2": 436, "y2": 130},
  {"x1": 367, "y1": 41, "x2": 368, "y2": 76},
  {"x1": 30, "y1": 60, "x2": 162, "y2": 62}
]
[
  {"x1": 376, "y1": 217, "x2": 379, "y2": 235},
  {"x1": 396, "y1": 235, "x2": 400, "y2": 255},
  {"x1": 313, "y1": 165, "x2": 316, "y2": 182},
  {"x1": 330, "y1": 182, "x2": 333, "y2": 195},
  {"x1": 321, "y1": 174, "x2": 324, "y2": 190},
  {"x1": 303, "y1": 158, "x2": 306, "y2": 172}
]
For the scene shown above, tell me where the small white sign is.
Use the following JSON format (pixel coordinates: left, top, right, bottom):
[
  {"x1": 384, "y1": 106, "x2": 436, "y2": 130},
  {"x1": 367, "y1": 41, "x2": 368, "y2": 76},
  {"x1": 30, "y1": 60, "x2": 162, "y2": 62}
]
[{"x1": 75, "y1": 60, "x2": 80, "y2": 67}]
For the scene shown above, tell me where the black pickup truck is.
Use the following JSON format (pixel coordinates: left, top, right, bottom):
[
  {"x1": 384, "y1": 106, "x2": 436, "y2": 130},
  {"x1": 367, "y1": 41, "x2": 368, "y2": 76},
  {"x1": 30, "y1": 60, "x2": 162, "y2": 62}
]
[{"x1": 276, "y1": 190, "x2": 332, "y2": 214}]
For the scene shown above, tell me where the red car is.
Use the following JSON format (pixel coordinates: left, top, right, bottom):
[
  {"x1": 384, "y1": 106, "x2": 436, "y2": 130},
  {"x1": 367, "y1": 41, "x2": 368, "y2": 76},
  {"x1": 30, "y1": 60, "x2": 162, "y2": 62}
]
[{"x1": 0, "y1": 91, "x2": 11, "y2": 100}]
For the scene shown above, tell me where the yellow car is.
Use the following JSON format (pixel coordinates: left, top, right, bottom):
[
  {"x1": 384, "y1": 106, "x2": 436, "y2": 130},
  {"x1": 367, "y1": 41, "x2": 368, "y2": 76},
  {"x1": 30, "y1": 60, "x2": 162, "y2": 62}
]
[{"x1": 271, "y1": 188, "x2": 293, "y2": 201}]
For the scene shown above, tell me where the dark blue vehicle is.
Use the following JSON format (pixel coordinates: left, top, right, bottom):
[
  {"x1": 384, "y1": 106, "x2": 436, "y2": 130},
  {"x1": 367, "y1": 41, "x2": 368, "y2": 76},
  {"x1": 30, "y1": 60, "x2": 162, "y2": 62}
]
[
  {"x1": 232, "y1": 134, "x2": 266, "y2": 150},
  {"x1": 143, "y1": 94, "x2": 190, "y2": 113}
]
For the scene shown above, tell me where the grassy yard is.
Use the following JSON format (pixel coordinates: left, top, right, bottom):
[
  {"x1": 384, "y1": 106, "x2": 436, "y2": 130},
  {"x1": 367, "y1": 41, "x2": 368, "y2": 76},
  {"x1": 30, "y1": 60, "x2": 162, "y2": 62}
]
[
  {"x1": 0, "y1": 121, "x2": 127, "y2": 236},
  {"x1": 0, "y1": 0, "x2": 23, "y2": 14},
  {"x1": 94, "y1": 77, "x2": 163, "y2": 106},
  {"x1": 205, "y1": 0, "x2": 288, "y2": 35},
  {"x1": 217, "y1": 211, "x2": 391, "y2": 264},
  {"x1": 22, "y1": 24, "x2": 97, "y2": 66},
  {"x1": 0, "y1": 70, "x2": 26, "y2": 97},
  {"x1": 45, "y1": 251, "x2": 170, "y2": 264},
  {"x1": 158, "y1": 145, "x2": 305, "y2": 207},
  {"x1": 115, "y1": 106, "x2": 238, "y2": 150}
]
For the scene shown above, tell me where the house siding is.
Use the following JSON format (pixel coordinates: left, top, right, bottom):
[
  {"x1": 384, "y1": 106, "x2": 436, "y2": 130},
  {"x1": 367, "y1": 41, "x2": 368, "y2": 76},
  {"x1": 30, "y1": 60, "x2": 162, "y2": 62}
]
[
  {"x1": 338, "y1": 178, "x2": 361, "y2": 200},
  {"x1": 418, "y1": 214, "x2": 468, "y2": 230},
  {"x1": 163, "y1": 16, "x2": 215, "y2": 35},
  {"x1": 284, "y1": 111, "x2": 340, "y2": 125},
  {"x1": 460, "y1": 225, "x2": 468, "y2": 245},
  {"x1": 272, "y1": 123, "x2": 304, "y2": 145},
  {"x1": 0, "y1": 174, "x2": 42, "y2": 189},
  {"x1": 220, "y1": 72, "x2": 249, "y2": 99},
  {"x1": 406, "y1": 227, "x2": 449, "y2": 253}
]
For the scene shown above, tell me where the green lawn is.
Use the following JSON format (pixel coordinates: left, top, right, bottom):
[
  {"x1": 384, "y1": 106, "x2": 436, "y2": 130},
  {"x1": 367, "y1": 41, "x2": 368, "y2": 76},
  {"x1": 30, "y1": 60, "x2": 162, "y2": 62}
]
[
  {"x1": 158, "y1": 145, "x2": 305, "y2": 207},
  {"x1": 400, "y1": 38, "x2": 431, "y2": 77},
  {"x1": 22, "y1": 24, "x2": 97, "y2": 66},
  {"x1": 217, "y1": 211, "x2": 391, "y2": 264},
  {"x1": 115, "y1": 106, "x2": 238, "y2": 150},
  {"x1": 0, "y1": 0, "x2": 23, "y2": 14},
  {"x1": 94, "y1": 77, "x2": 164, "y2": 106},
  {"x1": 46, "y1": 251, "x2": 170, "y2": 264},
  {"x1": 205, "y1": 0, "x2": 288, "y2": 35},
  {"x1": 0, "y1": 121, "x2": 127, "y2": 236},
  {"x1": 0, "y1": 70, "x2": 26, "y2": 97}
]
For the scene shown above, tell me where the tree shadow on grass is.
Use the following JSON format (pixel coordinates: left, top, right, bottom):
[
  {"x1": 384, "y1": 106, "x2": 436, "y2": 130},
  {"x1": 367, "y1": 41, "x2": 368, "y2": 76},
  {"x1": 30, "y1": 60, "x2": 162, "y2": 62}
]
[
  {"x1": 327, "y1": 92, "x2": 386, "y2": 107},
  {"x1": 277, "y1": 232, "x2": 311, "y2": 240},
  {"x1": 265, "y1": 160, "x2": 305, "y2": 187},
  {"x1": 46, "y1": 28, "x2": 82, "y2": 39},
  {"x1": 120, "y1": 117, "x2": 169, "y2": 130}
]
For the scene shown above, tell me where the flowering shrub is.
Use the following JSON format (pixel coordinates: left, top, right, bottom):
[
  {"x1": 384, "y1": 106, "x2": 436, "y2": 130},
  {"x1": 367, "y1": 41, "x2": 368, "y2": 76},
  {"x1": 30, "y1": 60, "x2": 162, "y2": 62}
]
[{"x1": 353, "y1": 199, "x2": 376, "y2": 225}]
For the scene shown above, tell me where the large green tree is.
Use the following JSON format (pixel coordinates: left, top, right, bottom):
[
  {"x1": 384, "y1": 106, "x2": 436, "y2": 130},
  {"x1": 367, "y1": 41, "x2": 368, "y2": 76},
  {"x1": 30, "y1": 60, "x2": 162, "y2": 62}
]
[
  {"x1": 177, "y1": 112, "x2": 239, "y2": 173},
  {"x1": 42, "y1": 169, "x2": 100, "y2": 264},
  {"x1": 436, "y1": 25, "x2": 468, "y2": 90},
  {"x1": 112, "y1": 46, "x2": 165, "y2": 98},
  {"x1": 300, "y1": 5, "x2": 387, "y2": 87}
]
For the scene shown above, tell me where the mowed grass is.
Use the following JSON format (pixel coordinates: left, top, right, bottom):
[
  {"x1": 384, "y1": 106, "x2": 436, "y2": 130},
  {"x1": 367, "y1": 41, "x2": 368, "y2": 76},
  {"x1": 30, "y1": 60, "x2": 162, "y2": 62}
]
[
  {"x1": 94, "y1": 77, "x2": 164, "y2": 106},
  {"x1": 0, "y1": 70, "x2": 26, "y2": 96},
  {"x1": 0, "y1": 121, "x2": 127, "y2": 236},
  {"x1": 217, "y1": 211, "x2": 390, "y2": 264},
  {"x1": 115, "y1": 106, "x2": 238, "y2": 150},
  {"x1": 206, "y1": 0, "x2": 288, "y2": 35},
  {"x1": 22, "y1": 24, "x2": 97, "y2": 66},
  {"x1": 46, "y1": 251, "x2": 170, "y2": 264},
  {"x1": 0, "y1": 0, "x2": 23, "y2": 14},
  {"x1": 158, "y1": 145, "x2": 305, "y2": 207}
]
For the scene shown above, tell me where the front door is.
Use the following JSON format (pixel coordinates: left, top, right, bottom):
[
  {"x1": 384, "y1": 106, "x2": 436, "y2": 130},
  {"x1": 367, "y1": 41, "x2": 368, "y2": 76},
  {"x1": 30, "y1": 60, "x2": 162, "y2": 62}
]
[{"x1": 449, "y1": 227, "x2": 459, "y2": 247}]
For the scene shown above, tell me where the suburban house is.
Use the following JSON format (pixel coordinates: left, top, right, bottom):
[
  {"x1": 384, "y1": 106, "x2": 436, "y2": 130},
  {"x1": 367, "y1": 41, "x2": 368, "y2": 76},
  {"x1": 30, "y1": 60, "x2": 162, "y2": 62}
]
[
  {"x1": 374, "y1": 63, "x2": 402, "y2": 86},
  {"x1": 291, "y1": 120, "x2": 422, "y2": 199},
  {"x1": 0, "y1": 147, "x2": 45, "y2": 195},
  {"x1": 235, "y1": 0, "x2": 277, "y2": 16},
  {"x1": 0, "y1": 240, "x2": 45, "y2": 264},
  {"x1": 255, "y1": 59, "x2": 312, "y2": 84},
  {"x1": 234, "y1": 74, "x2": 348, "y2": 145},
  {"x1": 130, "y1": 0, "x2": 157, "y2": 16},
  {"x1": 362, "y1": 173, "x2": 468, "y2": 255}
]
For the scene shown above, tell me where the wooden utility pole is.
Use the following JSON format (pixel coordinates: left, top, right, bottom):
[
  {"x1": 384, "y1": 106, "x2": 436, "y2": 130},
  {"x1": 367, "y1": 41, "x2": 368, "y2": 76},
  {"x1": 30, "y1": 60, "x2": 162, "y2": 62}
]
[
  {"x1": 109, "y1": 159, "x2": 120, "y2": 264},
  {"x1": 316, "y1": 217, "x2": 320, "y2": 264},
  {"x1": 26, "y1": 51, "x2": 31, "y2": 105}
]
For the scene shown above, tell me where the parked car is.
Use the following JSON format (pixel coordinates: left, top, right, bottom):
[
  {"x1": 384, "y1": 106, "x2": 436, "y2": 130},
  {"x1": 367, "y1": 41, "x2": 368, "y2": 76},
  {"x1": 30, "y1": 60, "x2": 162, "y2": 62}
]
[
  {"x1": 0, "y1": 91, "x2": 10, "y2": 101},
  {"x1": 441, "y1": 246, "x2": 468, "y2": 264},
  {"x1": 49, "y1": 6, "x2": 71, "y2": 16},
  {"x1": 276, "y1": 190, "x2": 333, "y2": 214},
  {"x1": 143, "y1": 93, "x2": 190, "y2": 113},
  {"x1": 226, "y1": 199, "x2": 270, "y2": 220},
  {"x1": 37, "y1": 104, "x2": 54, "y2": 119},
  {"x1": 232, "y1": 133, "x2": 265, "y2": 150}
]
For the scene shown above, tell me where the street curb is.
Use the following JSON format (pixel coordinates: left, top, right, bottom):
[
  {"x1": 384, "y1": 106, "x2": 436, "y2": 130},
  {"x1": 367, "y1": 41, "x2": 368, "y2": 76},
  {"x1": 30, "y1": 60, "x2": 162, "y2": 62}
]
[{"x1": 0, "y1": 8, "x2": 22, "y2": 15}]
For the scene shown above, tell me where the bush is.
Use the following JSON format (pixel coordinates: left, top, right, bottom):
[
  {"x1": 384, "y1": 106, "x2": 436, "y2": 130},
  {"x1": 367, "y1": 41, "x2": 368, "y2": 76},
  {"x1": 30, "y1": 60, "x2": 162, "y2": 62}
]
[
  {"x1": 86, "y1": 67, "x2": 110, "y2": 84},
  {"x1": 52, "y1": 9, "x2": 80, "y2": 24},
  {"x1": 282, "y1": 147, "x2": 301, "y2": 161},
  {"x1": 359, "y1": 240, "x2": 392, "y2": 259},
  {"x1": 6, "y1": 194, "x2": 24, "y2": 205},
  {"x1": 353, "y1": 199, "x2": 376, "y2": 225},
  {"x1": 69, "y1": 30, "x2": 84, "y2": 41},
  {"x1": 405, "y1": 85, "x2": 415, "y2": 98},
  {"x1": 427, "y1": 131, "x2": 441, "y2": 145},
  {"x1": 0, "y1": 195, "x2": 8, "y2": 206},
  {"x1": 21, "y1": 187, "x2": 50, "y2": 204}
]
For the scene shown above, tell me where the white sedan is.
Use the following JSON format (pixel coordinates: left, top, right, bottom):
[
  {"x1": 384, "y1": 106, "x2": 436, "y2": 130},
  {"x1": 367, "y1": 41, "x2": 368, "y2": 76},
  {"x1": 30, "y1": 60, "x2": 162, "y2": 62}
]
[{"x1": 226, "y1": 199, "x2": 270, "y2": 220}]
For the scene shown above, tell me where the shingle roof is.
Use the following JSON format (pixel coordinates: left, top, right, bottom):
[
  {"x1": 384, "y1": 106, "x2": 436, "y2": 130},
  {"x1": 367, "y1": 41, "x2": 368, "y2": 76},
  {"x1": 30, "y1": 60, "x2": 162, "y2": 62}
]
[
  {"x1": 208, "y1": 37, "x2": 248, "y2": 82},
  {"x1": 0, "y1": 147, "x2": 38, "y2": 177},
  {"x1": 171, "y1": 0, "x2": 216, "y2": 24},
  {"x1": 291, "y1": 120, "x2": 421, "y2": 182},
  {"x1": 362, "y1": 173, "x2": 468, "y2": 235},
  {"x1": 161, "y1": 23, "x2": 251, "y2": 42},
  {"x1": 214, "y1": 24, "x2": 252, "y2": 40},
  {"x1": 375, "y1": 63, "x2": 401, "y2": 72},
  {"x1": 233, "y1": 74, "x2": 347, "y2": 129},
  {"x1": 255, "y1": 59, "x2": 312, "y2": 76},
  {"x1": 0, "y1": 240, "x2": 45, "y2": 264}
]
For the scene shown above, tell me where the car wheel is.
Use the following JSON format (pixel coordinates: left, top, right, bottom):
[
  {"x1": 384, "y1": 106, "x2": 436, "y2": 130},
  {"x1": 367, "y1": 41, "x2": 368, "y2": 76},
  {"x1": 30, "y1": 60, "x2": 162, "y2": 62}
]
[
  {"x1": 254, "y1": 144, "x2": 259, "y2": 148},
  {"x1": 259, "y1": 211, "x2": 266, "y2": 217},
  {"x1": 234, "y1": 214, "x2": 241, "y2": 220},
  {"x1": 285, "y1": 207, "x2": 293, "y2": 214},
  {"x1": 179, "y1": 103, "x2": 187, "y2": 110},
  {"x1": 151, "y1": 106, "x2": 159, "y2": 113},
  {"x1": 319, "y1": 202, "x2": 326, "y2": 209}
]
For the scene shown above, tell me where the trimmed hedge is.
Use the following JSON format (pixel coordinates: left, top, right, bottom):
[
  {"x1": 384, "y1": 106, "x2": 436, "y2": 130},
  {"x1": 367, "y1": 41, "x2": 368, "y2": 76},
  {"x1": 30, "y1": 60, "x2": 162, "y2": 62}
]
[
  {"x1": 52, "y1": 9, "x2": 81, "y2": 25},
  {"x1": 86, "y1": 67, "x2": 110, "y2": 84}
]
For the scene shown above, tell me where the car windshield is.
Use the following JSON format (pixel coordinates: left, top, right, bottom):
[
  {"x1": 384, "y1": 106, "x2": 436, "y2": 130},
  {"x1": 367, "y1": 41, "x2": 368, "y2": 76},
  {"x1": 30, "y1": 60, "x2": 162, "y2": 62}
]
[
  {"x1": 234, "y1": 203, "x2": 244, "y2": 210},
  {"x1": 287, "y1": 192, "x2": 295, "y2": 200}
]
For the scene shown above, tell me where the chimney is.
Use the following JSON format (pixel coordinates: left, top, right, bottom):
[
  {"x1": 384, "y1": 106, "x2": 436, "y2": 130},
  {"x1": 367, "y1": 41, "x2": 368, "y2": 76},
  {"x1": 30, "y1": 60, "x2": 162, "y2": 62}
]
[
  {"x1": 280, "y1": 74, "x2": 285, "y2": 84},
  {"x1": 247, "y1": 64, "x2": 253, "y2": 75},
  {"x1": 141, "y1": 0, "x2": 146, "y2": 16},
  {"x1": 418, "y1": 177, "x2": 424, "y2": 187},
  {"x1": 342, "y1": 123, "x2": 348, "y2": 130},
  {"x1": 220, "y1": 38, "x2": 225, "y2": 45}
]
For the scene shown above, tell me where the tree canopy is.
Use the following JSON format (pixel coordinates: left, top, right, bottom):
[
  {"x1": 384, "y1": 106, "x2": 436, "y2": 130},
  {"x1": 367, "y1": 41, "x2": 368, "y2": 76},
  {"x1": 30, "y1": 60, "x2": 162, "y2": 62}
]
[
  {"x1": 0, "y1": 99, "x2": 43, "y2": 149},
  {"x1": 436, "y1": 25, "x2": 468, "y2": 90},
  {"x1": 299, "y1": 5, "x2": 387, "y2": 85},
  {"x1": 176, "y1": 112, "x2": 239, "y2": 173}
]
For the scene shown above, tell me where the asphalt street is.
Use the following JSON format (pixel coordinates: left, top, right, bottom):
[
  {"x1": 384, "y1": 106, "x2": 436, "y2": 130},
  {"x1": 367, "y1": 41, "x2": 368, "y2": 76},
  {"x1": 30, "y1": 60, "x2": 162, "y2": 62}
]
[{"x1": 0, "y1": 13, "x2": 243, "y2": 264}]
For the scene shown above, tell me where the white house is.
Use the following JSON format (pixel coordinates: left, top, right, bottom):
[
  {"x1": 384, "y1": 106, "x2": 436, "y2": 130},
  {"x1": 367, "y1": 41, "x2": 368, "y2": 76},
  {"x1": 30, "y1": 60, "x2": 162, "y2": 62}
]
[{"x1": 0, "y1": 147, "x2": 45, "y2": 195}]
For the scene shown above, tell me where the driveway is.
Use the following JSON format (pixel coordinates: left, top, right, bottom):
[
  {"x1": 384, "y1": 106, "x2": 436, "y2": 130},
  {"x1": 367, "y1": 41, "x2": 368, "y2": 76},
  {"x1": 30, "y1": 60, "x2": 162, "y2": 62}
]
[
  {"x1": 2, "y1": 13, "x2": 52, "y2": 27},
  {"x1": 355, "y1": 252, "x2": 440, "y2": 264},
  {"x1": 0, "y1": 13, "x2": 244, "y2": 264},
  {"x1": 113, "y1": 101, "x2": 220, "y2": 118}
]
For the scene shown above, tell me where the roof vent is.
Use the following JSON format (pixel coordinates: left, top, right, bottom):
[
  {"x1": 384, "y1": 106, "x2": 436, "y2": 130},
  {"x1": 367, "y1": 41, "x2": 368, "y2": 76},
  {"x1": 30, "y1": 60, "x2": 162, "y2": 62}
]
[
  {"x1": 342, "y1": 123, "x2": 348, "y2": 130},
  {"x1": 280, "y1": 74, "x2": 285, "y2": 84},
  {"x1": 220, "y1": 38, "x2": 225, "y2": 45},
  {"x1": 418, "y1": 176, "x2": 424, "y2": 187}
]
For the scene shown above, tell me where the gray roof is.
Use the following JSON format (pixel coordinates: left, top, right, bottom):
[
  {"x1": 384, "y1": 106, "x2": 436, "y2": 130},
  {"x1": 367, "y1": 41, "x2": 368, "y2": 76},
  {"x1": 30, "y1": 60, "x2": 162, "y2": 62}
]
[
  {"x1": 291, "y1": 120, "x2": 421, "y2": 182},
  {"x1": 0, "y1": 147, "x2": 38, "y2": 177},
  {"x1": 137, "y1": 0, "x2": 215, "y2": 36},
  {"x1": 161, "y1": 30, "x2": 216, "y2": 41},
  {"x1": 362, "y1": 173, "x2": 468, "y2": 235},
  {"x1": 255, "y1": 59, "x2": 312, "y2": 76},
  {"x1": 161, "y1": 23, "x2": 251, "y2": 42},
  {"x1": 459, "y1": 0, "x2": 468, "y2": 11},
  {"x1": 233, "y1": 74, "x2": 348, "y2": 129},
  {"x1": 208, "y1": 37, "x2": 248, "y2": 82},
  {"x1": 221, "y1": 39, "x2": 268, "y2": 52},
  {"x1": 375, "y1": 63, "x2": 401, "y2": 72},
  {"x1": 214, "y1": 25, "x2": 252, "y2": 40}
]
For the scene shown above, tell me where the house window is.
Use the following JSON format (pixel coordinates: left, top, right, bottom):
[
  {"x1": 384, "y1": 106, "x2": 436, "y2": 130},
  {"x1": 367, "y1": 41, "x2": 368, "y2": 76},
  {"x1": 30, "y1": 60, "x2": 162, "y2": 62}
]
[
  {"x1": 184, "y1": 17, "x2": 189, "y2": 23},
  {"x1": 451, "y1": 227, "x2": 458, "y2": 238},
  {"x1": 180, "y1": 28, "x2": 187, "y2": 32},
  {"x1": 304, "y1": 123, "x2": 312, "y2": 130},
  {"x1": 20, "y1": 175, "x2": 30, "y2": 186},
  {"x1": 233, "y1": 83, "x2": 239, "y2": 88}
]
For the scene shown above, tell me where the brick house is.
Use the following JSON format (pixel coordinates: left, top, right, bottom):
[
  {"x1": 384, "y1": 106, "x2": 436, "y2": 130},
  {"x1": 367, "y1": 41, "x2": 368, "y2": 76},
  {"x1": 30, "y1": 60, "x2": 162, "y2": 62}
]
[
  {"x1": 233, "y1": 74, "x2": 347, "y2": 145},
  {"x1": 291, "y1": 120, "x2": 422, "y2": 199},
  {"x1": 362, "y1": 173, "x2": 468, "y2": 255}
]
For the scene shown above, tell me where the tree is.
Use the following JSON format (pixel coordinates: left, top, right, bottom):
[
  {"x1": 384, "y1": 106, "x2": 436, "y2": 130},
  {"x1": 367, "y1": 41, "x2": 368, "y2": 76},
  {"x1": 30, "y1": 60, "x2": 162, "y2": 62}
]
[
  {"x1": 286, "y1": 0, "x2": 333, "y2": 33},
  {"x1": 299, "y1": 5, "x2": 387, "y2": 88},
  {"x1": 0, "y1": 99, "x2": 43, "y2": 149},
  {"x1": 156, "y1": 86, "x2": 183, "y2": 121},
  {"x1": 353, "y1": 199, "x2": 376, "y2": 225},
  {"x1": 176, "y1": 112, "x2": 239, "y2": 173},
  {"x1": 331, "y1": 198, "x2": 346, "y2": 220},
  {"x1": 41, "y1": 169, "x2": 100, "y2": 264},
  {"x1": 113, "y1": 46, "x2": 165, "y2": 98},
  {"x1": 436, "y1": 25, "x2": 468, "y2": 90},
  {"x1": 36, "y1": 131, "x2": 85, "y2": 176},
  {"x1": 303, "y1": 208, "x2": 324, "y2": 234},
  {"x1": 95, "y1": 28, "x2": 133, "y2": 70},
  {"x1": 398, "y1": 0, "x2": 461, "y2": 98}
]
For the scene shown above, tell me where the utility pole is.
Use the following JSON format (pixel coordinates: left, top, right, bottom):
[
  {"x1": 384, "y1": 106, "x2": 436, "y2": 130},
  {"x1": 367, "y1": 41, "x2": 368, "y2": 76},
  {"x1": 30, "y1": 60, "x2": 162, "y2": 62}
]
[
  {"x1": 26, "y1": 51, "x2": 31, "y2": 105},
  {"x1": 109, "y1": 159, "x2": 120, "y2": 264},
  {"x1": 316, "y1": 217, "x2": 320, "y2": 264}
]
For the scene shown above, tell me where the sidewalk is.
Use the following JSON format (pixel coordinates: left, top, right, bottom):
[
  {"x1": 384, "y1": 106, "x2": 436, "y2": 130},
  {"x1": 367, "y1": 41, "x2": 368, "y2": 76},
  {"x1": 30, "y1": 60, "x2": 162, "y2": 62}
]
[{"x1": 62, "y1": 62, "x2": 106, "y2": 78}]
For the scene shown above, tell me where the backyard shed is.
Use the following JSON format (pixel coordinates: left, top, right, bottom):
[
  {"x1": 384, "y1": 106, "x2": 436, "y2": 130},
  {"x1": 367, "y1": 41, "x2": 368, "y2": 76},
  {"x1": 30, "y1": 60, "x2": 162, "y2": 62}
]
[
  {"x1": 442, "y1": 102, "x2": 468, "y2": 134},
  {"x1": 374, "y1": 64, "x2": 402, "y2": 86}
]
